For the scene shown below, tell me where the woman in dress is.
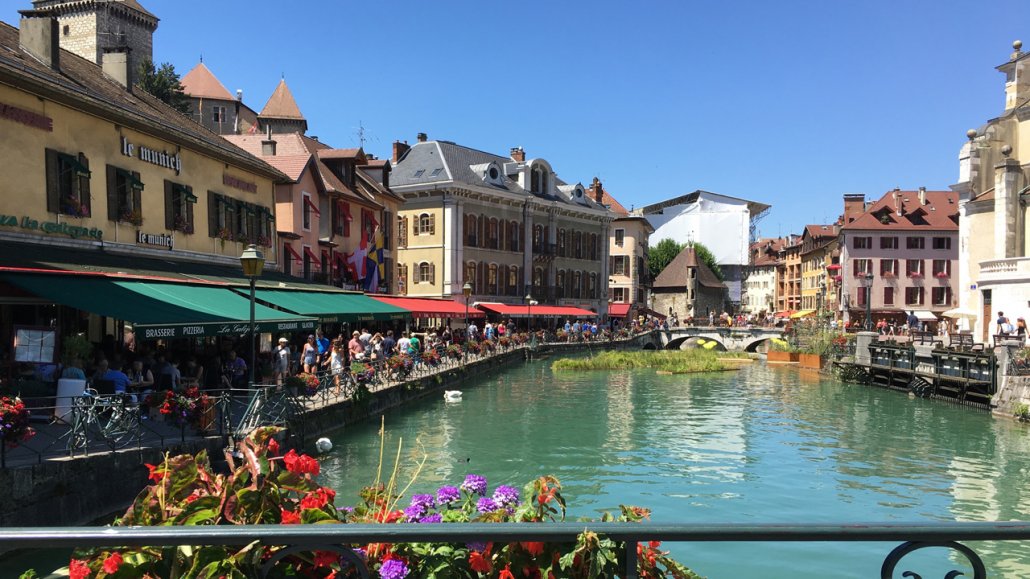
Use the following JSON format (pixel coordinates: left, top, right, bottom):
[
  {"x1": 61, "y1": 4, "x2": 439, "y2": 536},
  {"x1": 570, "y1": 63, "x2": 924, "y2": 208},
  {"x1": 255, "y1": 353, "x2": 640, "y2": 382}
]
[{"x1": 330, "y1": 341, "x2": 344, "y2": 395}]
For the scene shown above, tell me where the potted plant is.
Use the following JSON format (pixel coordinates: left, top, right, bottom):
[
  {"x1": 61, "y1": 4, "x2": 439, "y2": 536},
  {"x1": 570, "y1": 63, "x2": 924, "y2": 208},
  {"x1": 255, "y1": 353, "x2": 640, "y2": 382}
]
[
  {"x1": 767, "y1": 338, "x2": 799, "y2": 363},
  {"x1": 158, "y1": 386, "x2": 212, "y2": 432},
  {"x1": 0, "y1": 396, "x2": 34, "y2": 447},
  {"x1": 61, "y1": 334, "x2": 93, "y2": 366},
  {"x1": 293, "y1": 373, "x2": 320, "y2": 397}
]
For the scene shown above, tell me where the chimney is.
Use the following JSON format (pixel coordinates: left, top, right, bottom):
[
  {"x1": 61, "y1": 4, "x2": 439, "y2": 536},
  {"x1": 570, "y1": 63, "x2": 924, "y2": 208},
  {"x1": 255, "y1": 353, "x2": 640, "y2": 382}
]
[
  {"x1": 842, "y1": 193, "x2": 865, "y2": 224},
  {"x1": 893, "y1": 188, "x2": 903, "y2": 216},
  {"x1": 18, "y1": 11, "x2": 60, "y2": 70},
  {"x1": 236, "y1": 89, "x2": 243, "y2": 101},
  {"x1": 416, "y1": 132, "x2": 427, "y2": 143},
  {"x1": 591, "y1": 177, "x2": 604, "y2": 203},
  {"x1": 918, "y1": 186, "x2": 927, "y2": 206},
  {"x1": 392, "y1": 140, "x2": 410, "y2": 164},
  {"x1": 261, "y1": 125, "x2": 277, "y2": 156},
  {"x1": 510, "y1": 147, "x2": 525, "y2": 162},
  {"x1": 101, "y1": 47, "x2": 132, "y2": 89}
]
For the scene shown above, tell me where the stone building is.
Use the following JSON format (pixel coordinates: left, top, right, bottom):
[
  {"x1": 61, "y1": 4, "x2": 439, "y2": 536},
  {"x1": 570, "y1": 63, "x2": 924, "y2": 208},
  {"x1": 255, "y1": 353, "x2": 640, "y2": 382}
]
[
  {"x1": 388, "y1": 135, "x2": 613, "y2": 314},
  {"x1": 652, "y1": 245, "x2": 727, "y2": 321},
  {"x1": 180, "y1": 61, "x2": 259, "y2": 135},
  {"x1": 951, "y1": 41, "x2": 1030, "y2": 341}
]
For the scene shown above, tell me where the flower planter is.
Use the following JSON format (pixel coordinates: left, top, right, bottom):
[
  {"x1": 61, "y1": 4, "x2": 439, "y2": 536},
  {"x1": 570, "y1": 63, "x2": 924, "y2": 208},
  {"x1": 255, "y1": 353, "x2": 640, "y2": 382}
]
[
  {"x1": 798, "y1": 353, "x2": 824, "y2": 369},
  {"x1": 767, "y1": 351, "x2": 799, "y2": 363}
]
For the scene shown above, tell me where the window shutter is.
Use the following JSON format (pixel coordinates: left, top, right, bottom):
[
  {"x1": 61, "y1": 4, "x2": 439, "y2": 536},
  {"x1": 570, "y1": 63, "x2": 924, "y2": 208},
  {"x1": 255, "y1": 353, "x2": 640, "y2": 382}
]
[
  {"x1": 208, "y1": 192, "x2": 219, "y2": 237},
  {"x1": 106, "y1": 165, "x2": 119, "y2": 221},
  {"x1": 77, "y1": 154, "x2": 91, "y2": 217},
  {"x1": 429, "y1": 213, "x2": 436, "y2": 235},
  {"x1": 429, "y1": 262, "x2": 435, "y2": 285},
  {"x1": 133, "y1": 186, "x2": 142, "y2": 223},
  {"x1": 45, "y1": 149, "x2": 60, "y2": 214},
  {"x1": 853, "y1": 260, "x2": 859, "y2": 276},
  {"x1": 186, "y1": 185, "x2": 195, "y2": 228},
  {"x1": 164, "y1": 181, "x2": 175, "y2": 230}
]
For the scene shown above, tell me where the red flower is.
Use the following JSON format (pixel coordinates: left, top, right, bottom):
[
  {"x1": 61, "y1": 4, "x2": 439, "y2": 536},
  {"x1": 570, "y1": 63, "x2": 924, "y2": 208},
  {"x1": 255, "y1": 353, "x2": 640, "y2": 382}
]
[
  {"x1": 314, "y1": 550, "x2": 339, "y2": 568},
  {"x1": 469, "y1": 551, "x2": 492, "y2": 574},
  {"x1": 144, "y1": 463, "x2": 165, "y2": 482},
  {"x1": 283, "y1": 449, "x2": 320, "y2": 476},
  {"x1": 268, "y1": 438, "x2": 280, "y2": 456},
  {"x1": 102, "y1": 552, "x2": 123, "y2": 574},
  {"x1": 649, "y1": 540, "x2": 661, "y2": 549},
  {"x1": 521, "y1": 542, "x2": 545, "y2": 556},
  {"x1": 300, "y1": 488, "x2": 332, "y2": 510},
  {"x1": 280, "y1": 507, "x2": 301, "y2": 524},
  {"x1": 499, "y1": 564, "x2": 515, "y2": 579},
  {"x1": 69, "y1": 559, "x2": 90, "y2": 579}
]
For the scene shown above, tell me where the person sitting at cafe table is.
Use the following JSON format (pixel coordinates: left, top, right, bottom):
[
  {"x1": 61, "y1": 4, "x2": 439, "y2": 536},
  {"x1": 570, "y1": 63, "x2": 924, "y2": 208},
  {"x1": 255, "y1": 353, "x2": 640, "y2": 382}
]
[
  {"x1": 127, "y1": 360, "x2": 154, "y2": 391},
  {"x1": 223, "y1": 351, "x2": 248, "y2": 388},
  {"x1": 94, "y1": 359, "x2": 132, "y2": 397},
  {"x1": 61, "y1": 357, "x2": 86, "y2": 380},
  {"x1": 182, "y1": 356, "x2": 204, "y2": 388}
]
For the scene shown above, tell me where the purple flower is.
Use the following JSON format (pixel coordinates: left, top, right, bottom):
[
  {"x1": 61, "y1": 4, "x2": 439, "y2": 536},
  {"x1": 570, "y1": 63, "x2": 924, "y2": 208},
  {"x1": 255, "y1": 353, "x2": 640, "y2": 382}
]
[
  {"x1": 420, "y1": 513, "x2": 443, "y2": 523},
  {"x1": 379, "y1": 559, "x2": 409, "y2": 579},
  {"x1": 476, "y1": 497, "x2": 499, "y2": 513},
  {"x1": 492, "y1": 485, "x2": 520, "y2": 509},
  {"x1": 410, "y1": 493, "x2": 436, "y2": 512},
  {"x1": 461, "y1": 474, "x2": 487, "y2": 496},
  {"x1": 403, "y1": 505, "x2": 424, "y2": 522},
  {"x1": 467, "y1": 541, "x2": 487, "y2": 552},
  {"x1": 436, "y1": 485, "x2": 460, "y2": 505}
]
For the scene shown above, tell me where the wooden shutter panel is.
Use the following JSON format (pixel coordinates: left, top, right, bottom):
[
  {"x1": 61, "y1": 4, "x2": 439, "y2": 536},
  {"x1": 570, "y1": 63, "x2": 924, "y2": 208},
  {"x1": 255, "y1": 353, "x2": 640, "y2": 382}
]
[
  {"x1": 164, "y1": 181, "x2": 175, "y2": 230},
  {"x1": 77, "y1": 154, "x2": 91, "y2": 217},
  {"x1": 45, "y1": 149, "x2": 60, "y2": 214},
  {"x1": 133, "y1": 185, "x2": 142, "y2": 224},
  {"x1": 429, "y1": 262, "x2": 435, "y2": 285},
  {"x1": 208, "y1": 192, "x2": 219, "y2": 237},
  {"x1": 429, "y1": 213, "x2": 436, "y2": 235},
  {"x1": 106, "y1": 165, "x2": 119, "y2": 221},
  {"x1": 186, "y1": 185, "x2": 195, "y2": 229}
]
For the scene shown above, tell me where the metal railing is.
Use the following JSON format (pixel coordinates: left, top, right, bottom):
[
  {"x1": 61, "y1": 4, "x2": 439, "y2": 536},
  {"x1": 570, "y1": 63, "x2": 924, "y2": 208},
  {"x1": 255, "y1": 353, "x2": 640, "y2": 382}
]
[{"x1": 2, "y1": 521, "x2": 1027, "y2": 578}]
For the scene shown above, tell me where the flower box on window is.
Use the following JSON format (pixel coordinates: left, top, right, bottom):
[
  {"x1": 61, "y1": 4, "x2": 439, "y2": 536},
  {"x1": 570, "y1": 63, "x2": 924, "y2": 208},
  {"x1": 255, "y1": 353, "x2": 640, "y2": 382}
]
[
  {"x1": 119, "y1": 208, "x2": 143, "y2": 226},
  {"x1": 216, "y1": 227, "x2": 235, "y2": 242},
  {"x1": 882, "y1": 272, "x2": 896, "y2": 279},
  {"x1": 173, "y1": 214, "x2": 193, "y2": 234},
  {"x1": 908, "y1": 272, "x2": 923, "y2": 279},
  {"x1": 935, "y1": 272, "x2": 949, "y2": 279}
]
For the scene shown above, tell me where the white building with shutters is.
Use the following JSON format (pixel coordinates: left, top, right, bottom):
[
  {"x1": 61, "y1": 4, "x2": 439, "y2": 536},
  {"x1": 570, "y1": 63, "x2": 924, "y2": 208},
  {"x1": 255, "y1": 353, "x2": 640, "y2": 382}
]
[{"x1": 389, "y1": 134, "x2": 613, "y2": 315}]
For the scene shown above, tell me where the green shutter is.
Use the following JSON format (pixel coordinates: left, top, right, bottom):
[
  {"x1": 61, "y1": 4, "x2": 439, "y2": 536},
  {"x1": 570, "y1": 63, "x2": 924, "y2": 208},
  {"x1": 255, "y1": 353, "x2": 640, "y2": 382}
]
[
  {"x1": 164, "y1": 180, "x2": 174, "y2": 230},
  {"x1": 106, "y1": 165, "x2": 119, "y2": 221},
  {"x1": 45, "y1": 149, "x2": 60, "y2": 214},
  {"x1": 77, "y1": 154, "x2": 91, "y2": 217},
  {"x1": 208, "y1": 192, "x2": 219, "y2": 237}
]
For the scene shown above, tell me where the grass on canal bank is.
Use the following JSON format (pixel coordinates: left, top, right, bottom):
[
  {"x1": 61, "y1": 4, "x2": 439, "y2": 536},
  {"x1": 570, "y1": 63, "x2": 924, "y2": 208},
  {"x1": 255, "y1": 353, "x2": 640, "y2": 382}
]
[{"x1": 552, "y1": 350, "x2": 751, "y2": 373}]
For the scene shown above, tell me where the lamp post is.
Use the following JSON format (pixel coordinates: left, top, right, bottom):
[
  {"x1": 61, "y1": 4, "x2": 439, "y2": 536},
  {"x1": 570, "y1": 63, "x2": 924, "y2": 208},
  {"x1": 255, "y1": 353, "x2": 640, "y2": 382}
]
[
  {"x1": 462, "y1": 282, "x2": 472, "y2": 366},
  {"x1": 526, "y1": 293, "x2": 536, "y2": 332},
  {"x1": 860, "y1": 271, "x2": 874, "y2": 331},
  {"x1": 240, "y1": 244, "x2": 265, "y2": 386},
  {"x1": 607, "y1": 297, "x2": 614, "y2": 340}
]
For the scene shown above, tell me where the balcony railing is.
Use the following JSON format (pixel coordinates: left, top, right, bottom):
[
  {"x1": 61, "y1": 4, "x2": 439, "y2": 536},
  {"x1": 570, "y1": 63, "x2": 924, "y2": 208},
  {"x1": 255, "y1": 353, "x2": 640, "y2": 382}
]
[
  {"x1": 2, "y1": 521, "x2": 1026, "y2": 578},
  {"x1": 979, "y1": 256, "x2": 1030, "y2": 277}
]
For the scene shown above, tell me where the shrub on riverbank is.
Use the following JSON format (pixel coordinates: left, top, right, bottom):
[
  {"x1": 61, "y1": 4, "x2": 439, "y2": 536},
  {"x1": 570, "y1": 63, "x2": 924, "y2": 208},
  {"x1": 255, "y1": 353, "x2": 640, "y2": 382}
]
[{"x1": 552, "y1": 350, "x2": 747, "y2": 373}]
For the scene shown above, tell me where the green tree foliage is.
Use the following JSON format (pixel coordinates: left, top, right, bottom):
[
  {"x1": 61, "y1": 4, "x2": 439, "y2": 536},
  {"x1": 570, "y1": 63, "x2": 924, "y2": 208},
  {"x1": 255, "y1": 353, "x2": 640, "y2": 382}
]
[
  {"x1": 648, "y1": 238, "x2": 685, "y2": 281},
  {"x1": 136, "y1": 58, "x2": 191, "y2": 114},
  {"x1": 691, "y1": 241, "x2": 723, "y2": 281}
]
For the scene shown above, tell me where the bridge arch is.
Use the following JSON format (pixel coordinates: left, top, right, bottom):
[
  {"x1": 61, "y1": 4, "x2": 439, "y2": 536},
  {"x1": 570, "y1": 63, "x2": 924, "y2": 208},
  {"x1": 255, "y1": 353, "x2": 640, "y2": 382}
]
[
  {"x1": 745, "y1": 337, "x2": 772, "y2": 353},
  {"x1": 666, "y1": 335, "x2": 727, "y2": 351}
]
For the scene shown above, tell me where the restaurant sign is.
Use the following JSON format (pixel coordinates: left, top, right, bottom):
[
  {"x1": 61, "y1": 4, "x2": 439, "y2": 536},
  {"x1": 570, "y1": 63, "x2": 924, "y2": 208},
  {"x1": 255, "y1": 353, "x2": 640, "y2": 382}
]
[
  {"x1": 121, "y1": 137, "x2": 182, "y2": 175},
  {"x1": 137, "y1": 231, "x2": 173, "y2": 249},
  {"x1": 0, "y1": 214, "x2": 103, "y2": 240},
  {"x1": 136, "y1": 319, "x2": 316, "y2": 340}
]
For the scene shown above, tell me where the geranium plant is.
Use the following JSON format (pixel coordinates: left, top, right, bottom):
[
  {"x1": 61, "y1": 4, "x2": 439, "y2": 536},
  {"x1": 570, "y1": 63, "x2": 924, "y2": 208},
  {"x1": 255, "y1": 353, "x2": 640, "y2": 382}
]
[
  {"x1": 158, "y1": 386, "x2": 211, "y2": 427},
  {"x1": 445, "y1": 344, "x2": 463, "y2": 359},
  {"x1": 295, "y1": 372, "x2": 320, "y2": 396},
  {"x1": 0, "y1": 396, "x2": 34, "y2": 446}
]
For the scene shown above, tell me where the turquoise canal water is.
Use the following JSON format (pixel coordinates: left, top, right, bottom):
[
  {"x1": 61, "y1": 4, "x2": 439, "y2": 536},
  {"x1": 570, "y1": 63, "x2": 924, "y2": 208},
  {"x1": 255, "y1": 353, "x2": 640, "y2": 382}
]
[{"x1": 320, "y1": 358, "x2": 1030, "y2": 578}]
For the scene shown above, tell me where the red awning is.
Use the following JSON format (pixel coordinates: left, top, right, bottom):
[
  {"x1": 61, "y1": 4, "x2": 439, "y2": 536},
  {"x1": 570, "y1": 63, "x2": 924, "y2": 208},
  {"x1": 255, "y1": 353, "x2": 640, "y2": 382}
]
[
  {"x1": 303, "y1": 247, "x2": 322, "y2": 268},
  {"x1": 304, "y1": 196, "x2": 321, "y2": 216},
  {"x1": 609, "y1": 303, "x2": 631, "y2": 318},
  {"x1": 284, "y1": 244, "x2": 304, "y2": 264},
  {"x1": 774, "y1": 310, "x2": 795, "y2": 318},
  {"x1": 476, "y1": 302, "x2": 597, "y2": 319},
  {"x1": 826, "y1": 263, "x2": 841, "y2": 271},
  {"x1": 371, "y1": 296, "x2": 484, "y2": 319}
]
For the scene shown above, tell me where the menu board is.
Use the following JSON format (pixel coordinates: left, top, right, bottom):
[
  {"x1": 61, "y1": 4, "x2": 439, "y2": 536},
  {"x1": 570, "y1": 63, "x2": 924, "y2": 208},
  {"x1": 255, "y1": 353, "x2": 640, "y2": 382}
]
[{"x1": 14, "y1": 327, "x2": 56, "y2": 363}]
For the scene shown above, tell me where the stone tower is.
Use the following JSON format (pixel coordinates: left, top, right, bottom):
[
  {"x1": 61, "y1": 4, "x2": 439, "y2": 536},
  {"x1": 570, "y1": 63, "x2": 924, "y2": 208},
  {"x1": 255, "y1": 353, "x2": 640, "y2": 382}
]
[{"x1": 29, "y1": 0, "x2": 158, "y2": 81}]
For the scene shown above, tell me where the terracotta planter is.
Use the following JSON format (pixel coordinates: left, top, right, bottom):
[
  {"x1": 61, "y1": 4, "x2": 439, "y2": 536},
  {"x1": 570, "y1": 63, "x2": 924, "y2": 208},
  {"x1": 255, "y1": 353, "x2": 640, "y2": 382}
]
[
  {"x1": 798, "y1": 353, "x2": 824, "y2": 369},
  {"x1": 767, "y1": 351, "x2": 799, "y2": 363}
]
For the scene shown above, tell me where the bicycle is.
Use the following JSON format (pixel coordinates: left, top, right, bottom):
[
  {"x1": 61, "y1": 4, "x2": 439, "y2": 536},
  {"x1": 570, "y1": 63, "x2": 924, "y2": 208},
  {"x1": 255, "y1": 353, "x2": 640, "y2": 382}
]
[{"x1": 66, "y1": 390, "x2": 141, "y2": 453}]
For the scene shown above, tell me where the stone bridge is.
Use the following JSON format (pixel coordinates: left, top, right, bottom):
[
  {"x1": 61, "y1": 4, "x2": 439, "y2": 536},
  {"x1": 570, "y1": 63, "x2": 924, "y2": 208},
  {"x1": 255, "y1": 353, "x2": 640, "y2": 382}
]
[{"x1": 635, "y1": 327, "x2": 786, "y2": 352}]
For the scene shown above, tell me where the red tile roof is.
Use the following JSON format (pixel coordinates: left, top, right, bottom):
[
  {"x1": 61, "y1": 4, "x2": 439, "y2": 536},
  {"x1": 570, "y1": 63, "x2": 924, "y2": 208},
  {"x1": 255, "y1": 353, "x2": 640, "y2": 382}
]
[
  {"x1": 260, "y1": 79, "x2": 305, "y2": 120},
  {"x1": 840, "y1": 190, "x2": 958, "y2": 231},
  {"x1": 750, "y1": 237, "x2": 785, "y2": 266},
  {"x1": 598, "y1": 187, "x2": 629, "y2": 216},
  {"x1": 180, "y1": 62, "x2": 234, "y2": 101},
  {"x1": 318, "y1": 148, "x2": 364, "y2": 160},
  {"x1": 260, "y1": 155, "x2": 311, "y2": 182},
  {"x1": 224, "y1": 134, "x2": 314, "y2": 156},
  {"x1": 804, "y1": 224, "x2": 836, "y2": 240},
  {"x1": 653, "y1": 246, "x2": 726, "y2": 289}
]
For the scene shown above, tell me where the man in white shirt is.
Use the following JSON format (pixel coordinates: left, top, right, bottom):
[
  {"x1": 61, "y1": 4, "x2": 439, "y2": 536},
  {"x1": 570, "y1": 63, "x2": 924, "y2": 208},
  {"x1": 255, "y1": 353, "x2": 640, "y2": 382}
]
[{"x1": 397, "y1": 332, "x2": 411, "y2": 357}]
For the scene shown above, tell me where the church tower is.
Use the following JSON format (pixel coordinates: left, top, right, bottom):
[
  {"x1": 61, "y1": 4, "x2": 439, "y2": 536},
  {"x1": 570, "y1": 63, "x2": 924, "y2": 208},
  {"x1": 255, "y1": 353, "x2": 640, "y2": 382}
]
[{"x1": 29, "y1": 0, "x2": 158, "y2": 82}]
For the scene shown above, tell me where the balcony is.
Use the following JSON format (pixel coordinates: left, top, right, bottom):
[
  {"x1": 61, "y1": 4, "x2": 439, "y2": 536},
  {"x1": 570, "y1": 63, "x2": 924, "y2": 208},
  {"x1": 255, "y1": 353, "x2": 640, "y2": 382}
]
[{"x1": 979, "y1": 257, "x2": 1030, "y2": 284}]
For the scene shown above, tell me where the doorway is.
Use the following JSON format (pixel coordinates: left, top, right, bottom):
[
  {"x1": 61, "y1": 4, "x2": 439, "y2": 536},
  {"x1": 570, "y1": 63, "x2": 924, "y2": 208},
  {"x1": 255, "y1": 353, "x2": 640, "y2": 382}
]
[{"x1": 981, "y1": 289, "x2": 992, "y2": 342}]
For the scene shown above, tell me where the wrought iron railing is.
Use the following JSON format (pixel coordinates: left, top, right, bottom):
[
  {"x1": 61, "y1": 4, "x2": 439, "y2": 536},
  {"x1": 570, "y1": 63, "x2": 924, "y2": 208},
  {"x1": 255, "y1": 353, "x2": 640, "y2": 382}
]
[{"x1": 2, "y1": 521, "x2": 1027, "y2": 578}]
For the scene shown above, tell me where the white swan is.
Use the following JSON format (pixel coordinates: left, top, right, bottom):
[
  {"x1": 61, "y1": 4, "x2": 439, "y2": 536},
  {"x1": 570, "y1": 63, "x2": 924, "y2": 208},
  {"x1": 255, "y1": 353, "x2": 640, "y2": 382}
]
[
  {"x1": 315, "y1": 437, "x2": 333, "y2": 453},
  {"x1": 444, "y1": 390, "x2": 463, "y2": 401}
]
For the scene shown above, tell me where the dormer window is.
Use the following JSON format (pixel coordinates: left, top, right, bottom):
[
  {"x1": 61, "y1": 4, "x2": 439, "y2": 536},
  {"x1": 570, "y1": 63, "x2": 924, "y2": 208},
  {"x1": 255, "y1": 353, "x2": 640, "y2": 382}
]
[
  {"x1": 530, "y1": 166, "x2": 547, "y2": 193},
  {"x1": 488, "y1": 167, "x2": 499, "y2": 180}
]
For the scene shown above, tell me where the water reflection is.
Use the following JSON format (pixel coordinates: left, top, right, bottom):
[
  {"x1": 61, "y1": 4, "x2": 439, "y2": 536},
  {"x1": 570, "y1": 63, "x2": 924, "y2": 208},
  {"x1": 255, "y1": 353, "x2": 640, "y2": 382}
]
[{"x1": 324, "y1": 359, "x2": 1030, "y2": 578}]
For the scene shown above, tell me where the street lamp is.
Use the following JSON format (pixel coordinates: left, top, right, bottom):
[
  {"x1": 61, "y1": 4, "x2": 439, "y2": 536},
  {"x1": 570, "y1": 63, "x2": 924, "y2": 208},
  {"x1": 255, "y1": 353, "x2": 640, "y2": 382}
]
[
  {"x1": 860, "y1": 271, "x2": 874, "y2": 331},
  {"x1": 240, "y1": 244, "x2": 265, "y2": 386},
  {"x1": 462, "y1": 282, "x2": 472, "y2": 365},
  {"x1": 526, "y1": 293, "x2": 536, "y2": 333}
]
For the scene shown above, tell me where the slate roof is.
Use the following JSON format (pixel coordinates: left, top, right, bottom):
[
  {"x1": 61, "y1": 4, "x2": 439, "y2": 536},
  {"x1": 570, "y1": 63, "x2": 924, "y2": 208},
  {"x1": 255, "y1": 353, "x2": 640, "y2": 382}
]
[
  {"x1": 840, "y1": 190, "x2": 959, "y2": 231},
  {"x1": 653, "y1": 246, "x2": 726, "y2": 289},
  {"x1": 391, "y1": 140, "x2": 608, "y2": 212},
  {"x1": 260, "y1": 79, "x2": 304, "y2": 120},
  {"x1": 0, "y1": 20, "x2": 283, "y2": 180},
  {"x1": 180, "y1": 62, "x2": 234, "y2": 100}
]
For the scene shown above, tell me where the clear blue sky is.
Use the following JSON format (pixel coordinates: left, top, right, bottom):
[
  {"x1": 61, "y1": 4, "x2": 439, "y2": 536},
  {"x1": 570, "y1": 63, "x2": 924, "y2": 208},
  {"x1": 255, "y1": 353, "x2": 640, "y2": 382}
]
[{"x1": 6, "y1": 0, "x2": 1030, "y2": 237}]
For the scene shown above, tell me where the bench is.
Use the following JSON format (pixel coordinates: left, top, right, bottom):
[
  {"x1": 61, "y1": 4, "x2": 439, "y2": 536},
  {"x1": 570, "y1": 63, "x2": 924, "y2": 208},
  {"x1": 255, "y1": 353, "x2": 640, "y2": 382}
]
[
  {"x1": 948, "y1": 333, "x2": 984, "y2": 352},
  {"x1": 911, "y1": 331, "x2": 943, "y2": 348}
]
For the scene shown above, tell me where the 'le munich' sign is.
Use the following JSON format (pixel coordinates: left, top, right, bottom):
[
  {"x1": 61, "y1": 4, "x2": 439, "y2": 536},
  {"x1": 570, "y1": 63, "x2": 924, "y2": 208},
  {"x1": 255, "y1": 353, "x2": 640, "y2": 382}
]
[{"x1": 121, "y1": 137, "x2": 182, "y2": 175}]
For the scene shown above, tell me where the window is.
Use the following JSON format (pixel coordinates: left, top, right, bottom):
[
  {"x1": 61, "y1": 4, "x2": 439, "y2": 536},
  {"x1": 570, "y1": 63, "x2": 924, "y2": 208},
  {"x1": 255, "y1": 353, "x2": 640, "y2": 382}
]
[
  {"x1": 207, "y1": 192, "x2": 233, "y2": 239},
  {"x1": 556, "y1": 270, "x2": 566, "y2": 298},
  {"x1": 488, "y1": 218, "x2": 498, "y2": 249},
  {"x1": 906, "y1": 259, "x2": 924, "y2": 277},
  {"x1": 615, "y1": 229, "x2": 625, "y2": 247},
  {"x1": 932, "y1": 259, "x2": 951, "y2": 277},
  {"x1": 880, "y1": 236, "x2": 898, "y2": 249},
  {"x1": 612, "y1": 256, "x2": 629, "y2": 275},
  {"x1": 465, "y1": 214, "x2": 477, "y2": 247},
  {"x1": 853, "y1": 259, "x2": 871, "y2": 276},
  {"x1": 508, "y1": 266, "x2": 518, "y2": 295},
  {"x1": 571, "y1": 271, "x2": 581, "y2": 298},
  {"x1": 397, "y1": 216, "x2": 408, "y2": 248},
  {"x1": 418, "y1": 262, "x2": 435, "y2": 284},
  {"x1": 532, "y1": 225, "x2": 543, "y2": 253},
  {"x1": 413, "y1": 169, "x2": 425, "y2": 178},
  {"x1": 509, "y1": 221, "x2": 520, "y2": 252},
  {"x1": 302, "y1": 245, "x2": 312, "y2": 279},
  {"x1": 905, "y1": 287, "x2": 923, "y2": 305},
  {"x1": 558, "y1": 229, "x2": 567, "y2": 256},
  {"x1": 932, "y1": 237, "x2": 952, "y2": 250},
  {"x1": 932, "y1": 287, "x2": 952, "y2": 306},
  {"x1": 105, "y1": 166, "x2": 144, "y2": 225},
  {"x1": 398, "y1": 264, "x2": 408, "y2": 295},
  {"x1": 883, "y1": 286, "x2": 894, "y2": 306},
  {"x1": 465, "y1": 262, "x2": 477, "y2": 288},
  {"x1": 573, "y1": 231, "x2": 582, "y2": 259},
  {"x1": 164, "y1": 181, "x2": 195, "y2": 233},
  {"x1": 416, "y1": 213, "x2": 434, "y2": 236},
  {"x1": 487, "y1": 264, "x2": 498, "y2": 294},
  {"x1": 212, "y1": 106, "x2": 226, "y2": 123},
  {"x1": 302, "y1": 193, "x2": 313, "y2": 230},
  {"x1": 880, "y1": 259, "x2": 898, "y2": 277},
  {"x1": 906, "y1": 236, "x2": 925, "y2": 250},
  {"x1": 45, "y1": 150, "x2": 92, "y2": 217},
  {"x1": 853, "y1": 236, "x2": 872, "y2": 249},
  {"x1": 857, "y1": 287, "x2": 869, "y2": 307},
  {"x1": 430, "y1": 168, "x2": 443, "y2": 177}
]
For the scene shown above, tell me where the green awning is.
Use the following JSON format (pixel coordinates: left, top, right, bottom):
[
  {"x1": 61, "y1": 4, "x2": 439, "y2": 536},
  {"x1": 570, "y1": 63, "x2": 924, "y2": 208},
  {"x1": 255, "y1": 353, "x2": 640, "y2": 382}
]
[
  {"x1": 2, "y1": 274, "x2": 317, "y2": 339},
  {"x1": 252, "y1": 289, "x2": 410, "y2": 323}
]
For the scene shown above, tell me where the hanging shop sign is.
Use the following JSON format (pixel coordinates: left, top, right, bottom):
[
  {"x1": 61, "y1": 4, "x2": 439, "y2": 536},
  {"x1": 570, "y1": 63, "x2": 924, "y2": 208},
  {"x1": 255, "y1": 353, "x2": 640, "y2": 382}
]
[
  {"x1": 223, "y1": 174, "x2": 258, "y2": 193},
  {"x1": 136, "y1": 231, "x2": 173, "y2": 249},
  {"x1": 0, "y1": 214, "x2": 102, "y2": 240},
  {"x1": 121, "y1": 137, "x2": 182, "y2": 175},
  {"x1": 0, "y1": 101, "x2": 53, "y2": 132}
]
